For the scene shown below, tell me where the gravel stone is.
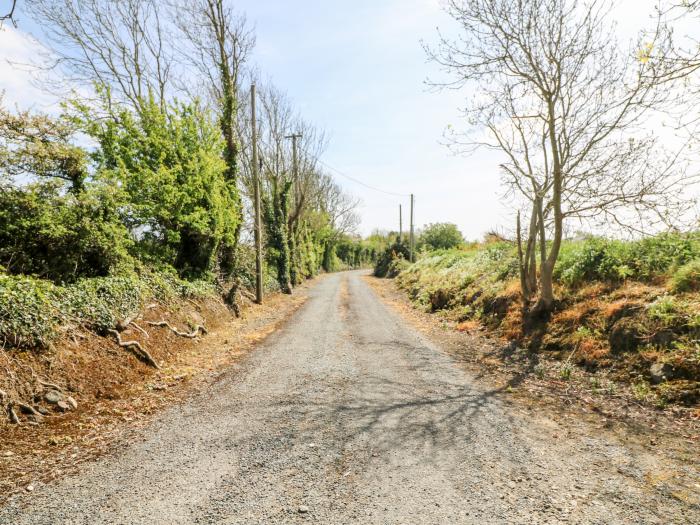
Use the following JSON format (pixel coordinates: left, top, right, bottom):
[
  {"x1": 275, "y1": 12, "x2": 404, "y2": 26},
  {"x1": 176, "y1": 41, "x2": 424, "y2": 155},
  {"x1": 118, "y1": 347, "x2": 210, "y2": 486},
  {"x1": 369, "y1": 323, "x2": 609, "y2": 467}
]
[{"x1": 44, "y1": 391, "x2": 62, "y2": 404}]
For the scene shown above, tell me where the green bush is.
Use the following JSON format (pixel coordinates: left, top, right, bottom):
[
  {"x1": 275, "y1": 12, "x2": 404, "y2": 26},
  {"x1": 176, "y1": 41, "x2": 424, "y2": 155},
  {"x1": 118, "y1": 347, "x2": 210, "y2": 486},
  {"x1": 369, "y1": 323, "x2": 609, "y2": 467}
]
[
  {"x1": 374, "y1": 238, "x2": 411, "y2": 277},
  {"x1": 671, "y1": 259, "x2": 700, "y2": 293},
  {"x1": 0, "y1": 181, "x2": 133, "y2": 282},
  {"x1": 395, "y1": 243, "x2": 517, "y2": 313},
  {"x1": 555, "y1": 233, "x2": 700, "y2": 286},
  {"x1": 81, "y1": 94, "x2": 240, "y2": 279},
  {"x1": 0, "y1": 274, "x2": 60, "y2": 347},
  {"x1": 387, "y1": 256, "x2": 411, "y2": 278}
]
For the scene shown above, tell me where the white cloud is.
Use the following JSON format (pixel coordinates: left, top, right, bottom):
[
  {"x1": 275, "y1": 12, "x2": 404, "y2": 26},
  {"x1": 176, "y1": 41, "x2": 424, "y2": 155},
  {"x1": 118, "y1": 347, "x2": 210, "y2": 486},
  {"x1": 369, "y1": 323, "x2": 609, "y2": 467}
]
[{"x1": 0, "y1": 25, "x2": 61, "y2": 112}]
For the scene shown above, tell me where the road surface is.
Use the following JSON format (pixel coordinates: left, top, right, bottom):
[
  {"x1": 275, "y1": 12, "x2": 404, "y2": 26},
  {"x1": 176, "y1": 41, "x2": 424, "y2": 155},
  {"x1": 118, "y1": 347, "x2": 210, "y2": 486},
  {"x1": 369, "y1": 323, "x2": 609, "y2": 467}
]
[{"x1": 0, "y1": 271, "x2": 694, "y2": 524}]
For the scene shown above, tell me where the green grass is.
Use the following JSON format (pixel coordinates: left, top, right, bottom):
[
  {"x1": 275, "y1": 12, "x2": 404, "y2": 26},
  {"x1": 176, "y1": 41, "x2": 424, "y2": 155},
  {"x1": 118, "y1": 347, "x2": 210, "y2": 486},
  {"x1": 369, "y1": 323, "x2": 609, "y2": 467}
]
[{"x1": 396, "y1": 242, "x2": 517, "y2": 314}]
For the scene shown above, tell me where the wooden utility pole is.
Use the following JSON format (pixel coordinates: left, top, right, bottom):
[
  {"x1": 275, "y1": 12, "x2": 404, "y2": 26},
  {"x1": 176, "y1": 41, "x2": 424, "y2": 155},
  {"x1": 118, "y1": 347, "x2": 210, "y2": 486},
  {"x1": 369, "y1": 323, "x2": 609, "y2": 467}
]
[
  {"x1": 399, "y1": 204, "x2": 403, "y2": 241},
  {"x1": 251, "y1": 84, "x2": 263, "y2": 304},
  {"x1": 409, "y1": 194, "x2": 415, "y2": 262},
  {"x1": 285, "y1": 133, "x2": 302, "y2": 180}
]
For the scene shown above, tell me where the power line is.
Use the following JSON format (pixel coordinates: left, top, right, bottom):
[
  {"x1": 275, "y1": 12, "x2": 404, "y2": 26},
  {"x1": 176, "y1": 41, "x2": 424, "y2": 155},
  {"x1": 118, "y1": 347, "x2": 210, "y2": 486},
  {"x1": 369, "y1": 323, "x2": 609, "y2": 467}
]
[
  {"x1": 317, "y1": 158, "x2": 410, "y2": 197},
  {"x1": 302, "y1": 151, "x2": 410, "y2": 198}
]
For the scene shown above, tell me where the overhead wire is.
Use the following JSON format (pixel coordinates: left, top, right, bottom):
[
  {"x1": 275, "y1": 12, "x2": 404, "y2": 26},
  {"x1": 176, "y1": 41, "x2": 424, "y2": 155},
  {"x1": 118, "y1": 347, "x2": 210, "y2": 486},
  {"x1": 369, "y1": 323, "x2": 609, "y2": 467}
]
[{"x1": 298, "y1": 145, "x2": 411, "y2": 198}]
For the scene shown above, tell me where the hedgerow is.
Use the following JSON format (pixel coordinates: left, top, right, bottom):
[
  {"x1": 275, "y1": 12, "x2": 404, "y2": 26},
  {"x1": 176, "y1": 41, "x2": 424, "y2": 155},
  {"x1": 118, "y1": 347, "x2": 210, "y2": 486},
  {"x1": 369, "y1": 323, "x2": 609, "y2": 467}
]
[{"x1": 0, "y1": 270, "x2": 215, "y2": 349}]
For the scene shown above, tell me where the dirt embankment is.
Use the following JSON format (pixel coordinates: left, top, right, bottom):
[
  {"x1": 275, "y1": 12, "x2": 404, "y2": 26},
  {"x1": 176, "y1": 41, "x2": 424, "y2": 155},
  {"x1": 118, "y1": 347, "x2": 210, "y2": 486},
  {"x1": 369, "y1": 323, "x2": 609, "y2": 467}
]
[
  {"x1": 0, "y1": 281, "x2": 313, "y2": 502},
  {"x1": 365, "y1": 276, "x2": 700, "y2": 460}
]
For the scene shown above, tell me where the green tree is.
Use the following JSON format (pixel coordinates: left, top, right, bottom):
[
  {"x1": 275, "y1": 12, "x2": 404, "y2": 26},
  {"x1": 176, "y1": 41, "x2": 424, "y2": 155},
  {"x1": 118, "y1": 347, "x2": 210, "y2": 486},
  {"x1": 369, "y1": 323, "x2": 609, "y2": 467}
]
[
  {"x1": 263, "y1": 178, "x2": 293, "y2": 294},
  {"x1": 82, "y1": 93, "x2": 240, "y2": 278},
  {"x1": 418, "y1": 223, "x2": 464, "y2": 251}
]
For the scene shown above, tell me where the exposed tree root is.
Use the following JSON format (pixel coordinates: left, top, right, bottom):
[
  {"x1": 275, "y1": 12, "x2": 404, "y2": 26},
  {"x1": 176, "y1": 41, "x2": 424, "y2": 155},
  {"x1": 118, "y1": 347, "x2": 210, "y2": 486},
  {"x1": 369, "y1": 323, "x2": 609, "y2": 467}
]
[
  {"x1": 16, "y1": 402, "x2": 40, "y2": 416},
  {"x1": 146, "y1": 321, "x2": 208, "y2": 338},
  {"x1": 115, "y1": 314, "x2": 137, "y2": 332},
  {"x1": 38, "y1": 380, "x2": 63, "y2": 392},
  {"x1": 107, "y1": 329, "x2": 159, "y2": 369},
  {"x1": 130, "y1": 322, "x2": 149, "y2": 338},
  {"x1": 7, "y1": 403, "x2": 20, "y2": 425}
]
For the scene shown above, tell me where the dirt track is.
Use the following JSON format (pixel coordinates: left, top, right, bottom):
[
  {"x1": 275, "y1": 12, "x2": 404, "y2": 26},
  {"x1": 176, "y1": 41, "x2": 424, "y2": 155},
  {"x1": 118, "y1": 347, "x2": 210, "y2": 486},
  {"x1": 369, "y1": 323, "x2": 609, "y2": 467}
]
[{"x1": 1, "y1": 271, "x2": 697, "y2": 524}]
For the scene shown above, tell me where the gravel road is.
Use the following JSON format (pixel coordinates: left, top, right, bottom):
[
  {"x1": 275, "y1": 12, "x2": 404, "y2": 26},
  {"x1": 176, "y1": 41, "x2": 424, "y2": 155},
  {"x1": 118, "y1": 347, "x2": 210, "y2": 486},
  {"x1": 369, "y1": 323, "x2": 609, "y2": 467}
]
[{"x1": 1, "y1": 271, "x2": 696, "y2": 524}]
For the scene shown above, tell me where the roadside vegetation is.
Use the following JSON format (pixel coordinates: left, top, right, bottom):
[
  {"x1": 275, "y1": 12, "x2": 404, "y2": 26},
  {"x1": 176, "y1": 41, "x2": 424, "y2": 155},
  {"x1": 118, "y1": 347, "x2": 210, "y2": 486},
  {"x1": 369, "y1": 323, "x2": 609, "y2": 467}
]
[
  {"x1": 370, "y1": 0, "x2": 700, "y2": 411},
  {"x1": 376, "y1": 227, "x2": 700, "y2": 407}
]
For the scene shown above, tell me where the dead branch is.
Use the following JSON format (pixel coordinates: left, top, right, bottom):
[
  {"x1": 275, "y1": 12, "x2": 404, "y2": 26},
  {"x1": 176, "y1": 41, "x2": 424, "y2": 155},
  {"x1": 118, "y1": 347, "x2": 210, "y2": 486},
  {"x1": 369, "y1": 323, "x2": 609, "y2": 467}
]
[
  {"x1": 0, "y1": 0, "x2": 17, "y2": 27},
  {"x1": 107, "y1": 329, "x2": 159, "y2": 369},
  {"x1": 146, "y1": 321, "x2": 207, "y2": 338}
]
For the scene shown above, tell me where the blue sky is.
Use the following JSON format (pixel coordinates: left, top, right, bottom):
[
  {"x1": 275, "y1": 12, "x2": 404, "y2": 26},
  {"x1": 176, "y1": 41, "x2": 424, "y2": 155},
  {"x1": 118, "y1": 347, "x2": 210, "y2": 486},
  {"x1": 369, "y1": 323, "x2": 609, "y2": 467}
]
[{"x1": 0, "y1": 0, "x2": 681, "y2": 238}]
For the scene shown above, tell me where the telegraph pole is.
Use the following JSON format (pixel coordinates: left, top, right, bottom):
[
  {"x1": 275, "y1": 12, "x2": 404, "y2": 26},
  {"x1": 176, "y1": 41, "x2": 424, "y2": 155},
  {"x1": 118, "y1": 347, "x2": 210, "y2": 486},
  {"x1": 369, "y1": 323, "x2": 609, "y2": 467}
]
[
  {"x1": 409, "y1": 194, "x2": 415, "y2": 262},
  {"x1": 285, "y1": 133, "x2": 302, "y2": 180},
  {"x1": 251, "y1": 84, "x2": 263, "y2": 304},
  {"x1": 399, "y1": 204, "x2": 403, "y2": 241},
  {"x1": 284, "y1": 132, "x2": 302, "y2": 291}
]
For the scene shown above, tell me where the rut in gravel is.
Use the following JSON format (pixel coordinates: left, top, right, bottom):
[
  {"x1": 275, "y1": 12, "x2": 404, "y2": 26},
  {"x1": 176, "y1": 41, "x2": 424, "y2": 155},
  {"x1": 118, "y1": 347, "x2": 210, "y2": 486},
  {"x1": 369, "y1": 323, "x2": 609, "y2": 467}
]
[{"x1": 0, "y1": 271, "x2": 695, "y2": 524}]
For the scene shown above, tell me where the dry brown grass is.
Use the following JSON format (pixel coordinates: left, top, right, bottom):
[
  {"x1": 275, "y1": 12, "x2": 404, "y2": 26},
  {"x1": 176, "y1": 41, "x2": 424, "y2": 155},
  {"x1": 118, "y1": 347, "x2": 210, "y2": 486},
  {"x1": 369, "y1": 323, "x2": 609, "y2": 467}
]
[
  {"x1": 576, "y1": 338, "x2": 610, "y2": 363},
  {"x1": 456, "y1": 320, "x2": 481, "y2": 332}
]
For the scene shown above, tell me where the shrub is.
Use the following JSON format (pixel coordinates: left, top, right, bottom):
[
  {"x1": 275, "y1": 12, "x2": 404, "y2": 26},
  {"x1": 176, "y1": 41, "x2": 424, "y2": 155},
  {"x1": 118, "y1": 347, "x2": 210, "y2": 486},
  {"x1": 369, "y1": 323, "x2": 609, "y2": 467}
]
[
  {"x1": 81, "y1": 94, "x2": 240, "y2": 278},
  {"x1": 387, "y1": 256, "x2": 411, "y2": 278},
  {"x1": 555, "y1": 233, "x2": 700, "y2": 286},
  {"x1": 395, "y1": 243, "x2": 517, "y2": 314},
  {"x1": 0, "y1": 274, "x2": 59, "y2": 347},
  {"x1": 374, "y1": 238, "x2": 411, "y2": 277},
  {"x1": 671, "y1": 259, "x2": 700, "y2": 293},
  {"x1": 0, "y1": 181, "x2": 133, "y2": 282},
  {"x1": 418, "y1": 222, "x2": 464, "y2": 251}
]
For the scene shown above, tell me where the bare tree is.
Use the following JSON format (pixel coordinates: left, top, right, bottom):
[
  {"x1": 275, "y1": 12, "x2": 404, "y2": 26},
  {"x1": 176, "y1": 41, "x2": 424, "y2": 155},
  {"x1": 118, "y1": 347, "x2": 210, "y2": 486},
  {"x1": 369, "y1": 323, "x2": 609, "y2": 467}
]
[
  {"x1": 173, "y1": 0, "x2": 254, "y2": 184},
  {"x1": 27, "y1": 0, "x2": 174, "y2": 111},
  {"x1": 317, "y1": 173, "x2": 361, "y2": 237},
  {"x1": 1, "y1": 0, "x2": 17, "y2": 27},
  {"x1": 235, "y1": 81, "x2": 346, "y2": 284},
  {"x1": 428, "y1": 0, "x2": 696, "y2": 313}
]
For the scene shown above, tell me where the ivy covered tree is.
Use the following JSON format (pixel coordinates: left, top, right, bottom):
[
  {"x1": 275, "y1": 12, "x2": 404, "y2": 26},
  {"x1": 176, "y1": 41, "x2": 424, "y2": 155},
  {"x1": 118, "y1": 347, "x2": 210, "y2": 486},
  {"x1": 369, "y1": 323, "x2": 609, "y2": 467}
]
[
  {"x1": 79, "y1": 92, "x2": 240, "y2": 279},
  {"x1": 263, "y1": 178, "x2": 293, "y2": 294}
]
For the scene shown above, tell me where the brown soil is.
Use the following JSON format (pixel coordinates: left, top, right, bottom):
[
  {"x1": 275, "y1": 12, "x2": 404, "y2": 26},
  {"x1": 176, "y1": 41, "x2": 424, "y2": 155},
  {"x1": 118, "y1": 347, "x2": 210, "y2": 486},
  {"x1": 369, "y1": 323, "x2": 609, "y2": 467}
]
[
  {"x1": 0, "y1": 279, "x2": 316, "y2": 502},
  {"x1": 365, "y1": 275, "x2": 700, "y2": 485}
]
